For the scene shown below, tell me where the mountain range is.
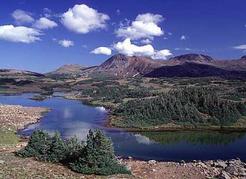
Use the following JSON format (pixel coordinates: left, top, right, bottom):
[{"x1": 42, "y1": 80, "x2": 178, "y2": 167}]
[
  {"x1": 2, "y1": 54, "x2": 246, "y2": 79},
  {"x1": 46, "y1": 54, "x2": 246, "y2": 79}
]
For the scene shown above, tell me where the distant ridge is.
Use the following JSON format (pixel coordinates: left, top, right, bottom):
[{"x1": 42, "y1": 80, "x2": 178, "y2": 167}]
[
  {"x1": 168, "y1": 54, "x2": 214, "y2": 65},
  {"x1": 47, "y1": 64, "x2": 85, "y2": 75},
  {"x1": 212, "y1": 55, "x2": 246, "y2": 71},
  {"x1": 145, "y1": 62, "x2": 246, "y2": 79},
  {"x1": 45, "y1": 64, "x2": 98, "y2": 79},
  {"x1": 0, "y1": 69, "x2": 44, "y2": 77},
  {"x1": 45, "y1": 53, "x2": 246, "y2": 79}
]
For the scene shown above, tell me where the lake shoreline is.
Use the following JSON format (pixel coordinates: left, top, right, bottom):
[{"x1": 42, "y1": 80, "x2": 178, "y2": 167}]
[
  {"x1": 61, "y1": 93, "x2": 246, "y2": 133},
  {"x1": 0, "y1": 104, "x2": 49, "y2": 152},
  {"x1": 108, "y1": 121, "x2": 246, "y2": 132},
  {"x1": 0, "y1": 104, "x2": 49, "y2": 131},
  {"x1": 1, "y1": 100, "x2": 246, "y2": 178},
  {"x1": 5, "y1": 91, "x2": 246, "y2": 133}
]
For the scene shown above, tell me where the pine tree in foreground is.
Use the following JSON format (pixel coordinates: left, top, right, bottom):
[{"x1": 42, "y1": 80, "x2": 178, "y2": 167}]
[
  {"x1": 16, "y1": 130, "x2": 51, "y2": 159},
  {"x1": 46, "y1": 132, "x2": 67, "y2": 162},
  {"x1": 70, "y1": 129, "x2": 130, "y2": 175},
  {"x1": 16, "y1": 129, "x2": 130, "y2": 176}
]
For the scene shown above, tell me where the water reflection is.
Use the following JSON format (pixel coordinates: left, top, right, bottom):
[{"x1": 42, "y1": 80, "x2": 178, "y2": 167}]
[
  {"x1": 136, "y1": 131, "x2": 246, "y2": 145},
  {"x1": 63, "y1": 107, "x2": 73, "y2": 119},
  {"x1": 134, "y1": 134, "x2": 154, "y2": 145}
]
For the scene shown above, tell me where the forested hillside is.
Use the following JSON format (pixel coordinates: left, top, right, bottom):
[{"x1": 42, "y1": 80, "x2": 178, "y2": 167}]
[{"x1": 113, "y1": 87, "x2": 246, "y2": 128}]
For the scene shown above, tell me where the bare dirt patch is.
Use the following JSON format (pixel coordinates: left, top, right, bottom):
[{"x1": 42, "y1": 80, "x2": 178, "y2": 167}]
[{"x1": 0, "y1": 104, "x2": 48, "y2": 130}]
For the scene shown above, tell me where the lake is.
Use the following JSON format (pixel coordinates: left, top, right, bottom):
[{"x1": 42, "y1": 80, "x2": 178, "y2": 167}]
[{"x1": 1, "y1": 93, "x2": 246, "y2": 161}]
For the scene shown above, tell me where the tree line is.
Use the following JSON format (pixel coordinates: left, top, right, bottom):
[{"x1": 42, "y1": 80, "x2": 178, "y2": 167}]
[{"x1": 79, "y1": 85, "x2": 154, "y2": 103}]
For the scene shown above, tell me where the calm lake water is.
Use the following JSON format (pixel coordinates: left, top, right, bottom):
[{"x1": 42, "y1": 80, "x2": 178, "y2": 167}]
[{"x1": 1, "y1": 93, "x2": 246, "y2": 161}]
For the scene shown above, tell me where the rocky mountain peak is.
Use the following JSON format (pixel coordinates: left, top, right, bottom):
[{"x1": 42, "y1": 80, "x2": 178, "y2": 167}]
[
  {"x1": 99, "y1": 54, "x2": 129, "y2": 70},
  {"x1": 97, "y1": 54, "x2": 162, "y2": 77}
]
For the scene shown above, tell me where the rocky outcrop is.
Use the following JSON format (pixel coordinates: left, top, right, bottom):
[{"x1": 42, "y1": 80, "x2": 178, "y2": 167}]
[{"x1": 119, "y1": 158, "x2": 246, "y2": 179}]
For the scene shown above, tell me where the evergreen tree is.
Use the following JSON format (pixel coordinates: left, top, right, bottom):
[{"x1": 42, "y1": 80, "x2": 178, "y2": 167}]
[
  {"x1": 64, "y1": 136, "x2": 84, "y2": 163},
  {"x1": 17, "y1": 130, "x2": 130, "y2": 176},
  {"x1": 16, "y1": 130, "x2": 51, "y2": 159},
  {"x1": 114, "y1": 87, "x2": 246, "y2": 128},
  {"x1": 46, "y1": 132, "x2": 66, "y2": 162},
  {"x1": 70, "y1": 129, "x2": 130, "y2": 175}
]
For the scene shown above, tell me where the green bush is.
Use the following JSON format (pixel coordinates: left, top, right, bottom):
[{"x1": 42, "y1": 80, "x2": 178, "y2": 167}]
[
  {"x1": 70, "y1": 129, "x2": 130, "y2": 175},
  {"x1": 16, "y1": 131, "x2": 78, "y2": 162}
]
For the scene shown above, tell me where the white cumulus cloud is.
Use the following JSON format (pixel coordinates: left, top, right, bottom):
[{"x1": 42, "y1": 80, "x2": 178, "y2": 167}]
[
  {"x1": 61, "y1": 4, "x2": 110, "y2": 34},
  {"x1": 116, "y1": 13, "x2": 164, "y2": 40},
  {"x1": 12, "y1": 9, "x2": 34, "y2": 24},
  {"x1": 33, "y1": 17, "x2": 58, "y2": 29},
  {"x1": 114, "y1": 38, "x2": 172, "y2": 59},
  {"x1": 114, "y1": 38, "x2": 155, "y2": 56},
  {"x1": 152, "y1": 49, "x2": 172, "y2": 60},
  {"x1": 91, "y1": 47, "x2": 112, "y2": 55},
  {"x1": 58, "y1": 39, "x2": 74, "y2": 47},
  {"x1": 234, "y1": 44, "x2": 246, "y2": 50},
  {"x1": 0, "y1": 25, "x2": 41, "y2": 43}
]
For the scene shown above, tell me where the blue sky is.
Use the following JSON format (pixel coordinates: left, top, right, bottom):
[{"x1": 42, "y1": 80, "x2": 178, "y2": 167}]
[{"x1": 0, "y1": 0, "x2": 245, "y2": 72}]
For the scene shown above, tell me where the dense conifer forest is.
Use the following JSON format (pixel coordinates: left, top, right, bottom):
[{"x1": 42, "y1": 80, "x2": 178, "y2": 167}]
[{"x1": 113, "y1": 87, "x2": 246, "y2": 128}]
